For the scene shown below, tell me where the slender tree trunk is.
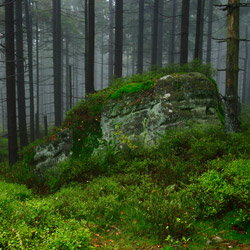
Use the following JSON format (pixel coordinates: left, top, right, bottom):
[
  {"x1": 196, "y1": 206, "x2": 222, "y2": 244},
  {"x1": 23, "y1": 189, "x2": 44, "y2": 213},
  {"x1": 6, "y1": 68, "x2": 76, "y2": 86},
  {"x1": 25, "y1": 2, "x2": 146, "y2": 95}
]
[
  {"x1": 168, "y1": 0, "x2": 176, "y2": 65},
  {"x1": 85, "y1": 0, "x2": 89, "y2": 93},
  {"x1": 35, "y1": 2, "x2": 40, "y2": 138},
  {"x1": 114, "y1": 0, "x2": 123, "y2": 78},
  {"x1": 44, "y1": 115, "x2": 48, "y2": 136},
  {"x1": 225, "y1": 0, "x2": 240, "y2": 132},
  {"x1": 5, "y1": 0, "x2": 18, "y2": 164},
  {"x1": 242, "y1": 26, "x2": 248, "y2": 103},
  {"x1": 194, "y1": 0, "x2": 202, "y2": 60},
  {"x1": 216, "y1": 42, "x2": 222, "y2": 92},
  {"x1": 157, "y1": 0, "x2": 163, "y2": 67},
  {"x1": 1, "y1": 89, "x2": 5, "y2": 134},
  {"x1": 65, "y1": 33, "x2": 70, "y2": 111},
  {"x1": 53, "y1": 0, "x2": 62, "y2": 126},
  {"x1": 101, "y1": 31, "x2": 104, "y2": 89},
  {"x1": 69, "y1": 65, "x2": 72, "y2": 108},
  {"x1": 108, "y1": 0, "x2": 114, "y2": 82},
  {"x1": 25, "y1": 0, "x2": 35, "y2": 142},
  {"x1": 151, "y1": 0, "x2": 159, "y2": 66},
  {"x1": 137, "y1": 0, "x2": 144, "y2": 74},
  {"x1": 206, "y1": 0, "x2": 214, "y2": 63},
  {"x1": 86, "y1": 0, "x2": 95, "y2": 94},
  {"x1": 180, "y1": 0, "x2": 190, "y2": 65},
  {"x1": 15, "y1": 0, "x2": 28, "y2": 148},
  {"x1": 132, "y1": 42, "x2": 135, "y2": 75},
  {"x1": 198, "y1": 0, "x2": 205, "y2": 61}
]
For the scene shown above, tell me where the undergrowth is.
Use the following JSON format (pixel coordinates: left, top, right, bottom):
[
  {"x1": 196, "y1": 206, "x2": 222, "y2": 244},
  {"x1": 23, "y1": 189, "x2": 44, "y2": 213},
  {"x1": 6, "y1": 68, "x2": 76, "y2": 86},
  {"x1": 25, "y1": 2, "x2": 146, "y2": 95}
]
[{"x1": 2, "y1": 61, "x2": 250, "y2": 249}]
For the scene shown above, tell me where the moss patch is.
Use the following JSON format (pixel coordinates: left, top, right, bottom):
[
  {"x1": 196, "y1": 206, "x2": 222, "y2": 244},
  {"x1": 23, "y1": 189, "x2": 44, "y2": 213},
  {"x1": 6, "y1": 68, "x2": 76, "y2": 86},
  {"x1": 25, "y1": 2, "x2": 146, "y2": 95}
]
[{"x1": 110, "y1": 80, "x2": 156, "y2": 100}]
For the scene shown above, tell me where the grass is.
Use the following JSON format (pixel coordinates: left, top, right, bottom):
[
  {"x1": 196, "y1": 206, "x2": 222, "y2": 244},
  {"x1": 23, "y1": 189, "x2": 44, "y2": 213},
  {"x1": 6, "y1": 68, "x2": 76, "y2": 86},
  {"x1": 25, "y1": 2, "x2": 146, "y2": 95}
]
[{"x1": 1, "y1": 61, "x2": 250, "y2": 249}]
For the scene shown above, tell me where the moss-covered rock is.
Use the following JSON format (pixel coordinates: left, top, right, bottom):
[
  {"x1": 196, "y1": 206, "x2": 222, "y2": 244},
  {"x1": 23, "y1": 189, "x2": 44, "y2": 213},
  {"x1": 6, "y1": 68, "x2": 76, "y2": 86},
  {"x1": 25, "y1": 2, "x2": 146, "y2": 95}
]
[{"x1": 101, "y1": 72, "x2": 219, "y2": 144}]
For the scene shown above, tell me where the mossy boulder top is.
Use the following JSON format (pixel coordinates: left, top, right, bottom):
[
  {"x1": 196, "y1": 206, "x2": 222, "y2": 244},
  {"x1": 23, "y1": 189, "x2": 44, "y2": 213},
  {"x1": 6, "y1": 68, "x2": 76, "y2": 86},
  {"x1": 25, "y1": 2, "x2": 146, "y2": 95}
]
[{"x1": 101, "y1": 72, "x2": 219, "y2": 144}]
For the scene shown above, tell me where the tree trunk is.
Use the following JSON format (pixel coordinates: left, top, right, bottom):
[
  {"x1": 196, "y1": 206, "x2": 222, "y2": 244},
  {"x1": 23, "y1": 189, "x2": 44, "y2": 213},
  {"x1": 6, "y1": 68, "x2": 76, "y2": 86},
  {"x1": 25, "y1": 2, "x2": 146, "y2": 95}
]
[
  {"x1": 35, "y1": 2, "x2": 40, "y2": 139},
  {"x1": 194, "y1": 0, "x2": 202, "y2": 60},
  {"x1": 101, "y1": 31, "x2": 104, "y2": 89},
  {"x1": 65, "y1": 32, "x2": 70, "y2": 111},
  {"x1": 15, "y1": 0, "x2": 28, "y2": 149},
  {"x1": 114, "y1": 0, "x2": 123, "y2": 78},
  {"x1": 198, "y1": 0, "x2": 205, "y2": 61},
  {"x1": 151, "y1": 0, "x2": 159, "y2": 66},
  {"x1": 53, "y1": 0, "x2": 62, "y2": 126},
  {"x1": 1, "y1": 89, "x2": 5, "y2": 134},
  {"x1": 242, "y1": 26, "x2": 248, "y2": 103},
  {"x1": 137, "y1": 0, "x2": 144, "y2": 74},
  {"x1": 157, "y1": 0, "x2": 164, "y2": 67},
  {"x1": 44, "y1": 115, "x2": 48, "y2": 137},
  {"x1": 206, "y1": 0, "x2": 214, "y2": 63},
  {"x1": 86, "y1": 0, "x2": 95, "y2": 94},
  {"x1": 108, "y1": 0, "x2": 114, "y2": 82},
  {"x1": 180, "y1": 0, "x2": 190, "y2": 65},
  {"x1": 69, "y1": 65, "x2": 72, "y2": 109},
  {"x1": 168, "y1": 0, "x2": 176, "y2": 65},
  {"x1": 5, "y1": 0, "x2": 18, "y2": 164},
  {"x1": 225, "y1": 0, "x2": 240, "y2": 132},
  {"x1": 25, "y1": 0, "x2": 35, "y2": 142},
  {"x1": 84, "y1": 0, "x2": 88, "y2": 94}
]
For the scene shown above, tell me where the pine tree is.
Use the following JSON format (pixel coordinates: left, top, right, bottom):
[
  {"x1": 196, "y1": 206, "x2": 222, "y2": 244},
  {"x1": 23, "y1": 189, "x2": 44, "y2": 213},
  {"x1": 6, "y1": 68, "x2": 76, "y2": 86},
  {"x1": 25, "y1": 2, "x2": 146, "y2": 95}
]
[{"x1": 5, "y1": 0, "x2": 18, "y2": 164}]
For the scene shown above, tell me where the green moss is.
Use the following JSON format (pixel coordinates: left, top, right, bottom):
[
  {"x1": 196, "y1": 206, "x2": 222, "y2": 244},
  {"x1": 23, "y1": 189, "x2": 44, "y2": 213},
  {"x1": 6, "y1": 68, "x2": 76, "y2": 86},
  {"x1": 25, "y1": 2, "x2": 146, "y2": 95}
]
[
  {"x1": 208, "y1": 76, "x2": 225, "y2": 125},
  {"x1": 110, "y1": 80, "x2": 155, "y2": 100}
]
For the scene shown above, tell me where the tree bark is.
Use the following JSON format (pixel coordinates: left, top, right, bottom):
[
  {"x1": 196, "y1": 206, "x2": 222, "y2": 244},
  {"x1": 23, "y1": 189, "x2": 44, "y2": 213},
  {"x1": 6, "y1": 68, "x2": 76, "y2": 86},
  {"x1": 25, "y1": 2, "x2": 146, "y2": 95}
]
[
  {"x1": 180, "y1": 0, "x2": 190, "y2": 65},
  {"x1": 69, "y1": 65, "x2": 72, "y2": 109},
  {"x1": 65, "y1": 32, "x2": 70, "y2": 111},
  {"x1": 137, "y1": 0, "x2": 144, "y2": 74},
  {"x1": 168, "y1": 0, "x2": 176, "y2": 65},
  {"x1": 86, "y1": 0, "x2": 95, "y2": 94},
  {"x1": 35, "y1": 2, "x2": 40, "y2": 139},
  {"x1": 5, "y1": 0, "x2": 18, "y2": 164},
  {"x1": 206, "y1": 0, "x2": 214, "y2": 63},
  {"x1": 101, "y1": 31, "x2": 104, "y2": 89},
  {"x1": 151, "y1": 0, "x2": 159, "y2": 66},
  {"x1": 157, "y1": 0, "x2": 164, "y2": 67},
  {"x1": 15, "y1": 0, "x2": 28, "y2": 148},
  {"x1": 225, "y1": 0, "x2": 240, "y2": 132},
  {"x1": 53, "y1": 0, "x2": 62, "y2": 126},
  {"x1": 25, "y1": 0, "x2": 35, "y2": 142},
  {"x1": 242, "y1": 26, "x2": 248, "y2": 103},
  {"x1": 198, "y1": 0, "x2": 205, "y2": 61},
  {"x1": 108, "y1": 0, "x2": 114, "y2": 82},
  {"x1": 114, "y1": 0, "x2": 123, "y2": 78},
  {"x1": 194, "y1": 0, "x2": 202, "y2": 60}
]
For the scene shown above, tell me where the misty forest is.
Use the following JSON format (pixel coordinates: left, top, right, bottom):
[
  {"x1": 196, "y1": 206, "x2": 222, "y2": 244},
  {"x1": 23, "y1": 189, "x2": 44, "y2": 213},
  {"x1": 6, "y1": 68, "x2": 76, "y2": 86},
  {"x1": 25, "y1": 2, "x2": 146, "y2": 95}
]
[{"x1": 1, "y1": 0, "x2": 250, "y2": 249}]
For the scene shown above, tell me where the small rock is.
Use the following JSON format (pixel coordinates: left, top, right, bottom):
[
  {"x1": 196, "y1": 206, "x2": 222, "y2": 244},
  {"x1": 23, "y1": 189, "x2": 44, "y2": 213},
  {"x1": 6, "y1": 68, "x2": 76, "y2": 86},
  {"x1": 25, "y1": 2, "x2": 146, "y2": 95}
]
[
  {"x1": 206, "y1": 240, "x2": 213, "y2": 245},
  {"x1": 211, "y1": 236, "x2": 223, "y2": 243}
]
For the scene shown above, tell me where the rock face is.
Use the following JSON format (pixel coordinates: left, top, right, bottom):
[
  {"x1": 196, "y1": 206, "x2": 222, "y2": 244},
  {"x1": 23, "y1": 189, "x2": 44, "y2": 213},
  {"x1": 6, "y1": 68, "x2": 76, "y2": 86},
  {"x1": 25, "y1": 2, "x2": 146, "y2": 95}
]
[
  {"x1": 101, "y1": 72, "x2": 219, "y2": 144},
  {"x1": 33, "y1": 128, "x2": 72, "y2": 177}
]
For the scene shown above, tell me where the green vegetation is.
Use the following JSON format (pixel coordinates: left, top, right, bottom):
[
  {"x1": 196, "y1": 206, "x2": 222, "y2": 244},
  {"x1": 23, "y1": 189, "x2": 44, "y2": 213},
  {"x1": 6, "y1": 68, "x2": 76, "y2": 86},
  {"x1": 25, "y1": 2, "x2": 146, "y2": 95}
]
[
  {"x1": 1, "y1": 61, "x2": 250, "y2": 249},
  {"x1": 110, "y1": 80, "x2": 156, "y2": 99}
]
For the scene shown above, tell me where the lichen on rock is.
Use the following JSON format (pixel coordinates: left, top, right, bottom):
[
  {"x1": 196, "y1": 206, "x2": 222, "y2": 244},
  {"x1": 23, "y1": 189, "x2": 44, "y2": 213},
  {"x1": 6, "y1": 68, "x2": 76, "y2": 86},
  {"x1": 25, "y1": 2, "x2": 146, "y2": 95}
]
[
  {"x1": 101, "y1": 72, "x2": 220, "y2": 145},
  {"x1": 33, "y1": 128, "x2": 72, "y2": 178}
]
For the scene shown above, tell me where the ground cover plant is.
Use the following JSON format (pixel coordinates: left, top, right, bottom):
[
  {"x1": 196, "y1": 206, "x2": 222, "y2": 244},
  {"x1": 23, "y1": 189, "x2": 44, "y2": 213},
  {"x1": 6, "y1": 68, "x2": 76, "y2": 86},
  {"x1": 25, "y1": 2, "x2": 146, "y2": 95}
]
[{"x1": 1, "y1": 61, "x2": 250, "y2": 249}]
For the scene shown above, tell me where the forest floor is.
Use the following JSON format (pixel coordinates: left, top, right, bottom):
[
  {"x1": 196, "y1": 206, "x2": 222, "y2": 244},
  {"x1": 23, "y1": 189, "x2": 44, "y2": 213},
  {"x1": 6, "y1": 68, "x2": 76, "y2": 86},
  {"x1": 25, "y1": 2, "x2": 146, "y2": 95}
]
[{"x1": 1, "y1": 64, "x2": 250, "y2": 249}]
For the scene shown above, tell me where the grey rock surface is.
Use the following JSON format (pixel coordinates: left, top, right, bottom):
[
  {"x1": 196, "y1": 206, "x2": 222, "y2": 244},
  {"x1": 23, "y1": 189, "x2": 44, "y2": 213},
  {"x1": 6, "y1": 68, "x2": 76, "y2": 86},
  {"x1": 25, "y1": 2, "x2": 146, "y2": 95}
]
[
  {"x1": 33, "y1": 128, "x2": 72, "y2": 177},
  {"x1": 101, "y1": 72, "x2": 219, "y2": 145}
]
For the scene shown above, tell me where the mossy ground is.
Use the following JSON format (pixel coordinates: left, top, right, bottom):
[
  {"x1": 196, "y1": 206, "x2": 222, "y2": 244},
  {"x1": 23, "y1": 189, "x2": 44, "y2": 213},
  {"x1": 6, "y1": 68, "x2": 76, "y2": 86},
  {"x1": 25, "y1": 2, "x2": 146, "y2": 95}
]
[{"x1": 1, "y1": 61, "x2": 250, "y2": 249}]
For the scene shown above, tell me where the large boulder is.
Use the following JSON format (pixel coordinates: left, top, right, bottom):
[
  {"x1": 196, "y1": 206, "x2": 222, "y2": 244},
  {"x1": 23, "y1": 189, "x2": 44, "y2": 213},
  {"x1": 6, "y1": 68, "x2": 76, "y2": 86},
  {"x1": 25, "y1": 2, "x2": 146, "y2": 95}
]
[{"x1": 101, "y1": 72, "x2": 219, "y2": 145}]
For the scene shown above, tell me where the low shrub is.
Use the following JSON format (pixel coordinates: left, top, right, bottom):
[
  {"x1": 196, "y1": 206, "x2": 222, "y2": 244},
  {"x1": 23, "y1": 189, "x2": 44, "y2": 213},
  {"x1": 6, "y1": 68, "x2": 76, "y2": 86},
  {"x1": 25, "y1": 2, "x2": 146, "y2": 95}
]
[{"x1": 0, "y1": 181, "x2": 92, "y2": 250}]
